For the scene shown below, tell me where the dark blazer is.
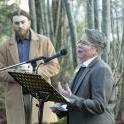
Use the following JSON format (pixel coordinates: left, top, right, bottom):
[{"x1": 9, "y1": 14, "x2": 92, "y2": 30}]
[{"x1": 63, "y1": 57, "x2": 116, "y2": 124}]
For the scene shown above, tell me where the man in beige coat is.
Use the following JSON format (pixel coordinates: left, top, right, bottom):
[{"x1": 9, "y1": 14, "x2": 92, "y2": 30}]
[{"x1": 0, "y1": 9, "x2": 60, "y2": 124}]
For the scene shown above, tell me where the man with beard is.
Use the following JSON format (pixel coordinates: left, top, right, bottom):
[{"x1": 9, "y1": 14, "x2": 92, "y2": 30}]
[{"x1": 0, "y1": 9, "x2": 60, "y2": 124}]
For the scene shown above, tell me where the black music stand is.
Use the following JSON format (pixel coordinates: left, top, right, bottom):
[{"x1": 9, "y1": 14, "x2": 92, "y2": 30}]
[{"x1": 8, "y1": 71, "x2": 67, "y2": 124}]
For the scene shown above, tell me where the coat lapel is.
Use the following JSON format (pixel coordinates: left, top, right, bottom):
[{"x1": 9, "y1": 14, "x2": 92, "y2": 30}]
[
  {"x1": 70, "y1": 66, "x2": 80, "y2": 88},
  {"x1": 29, "y1": 29, "x2": 39, "y2": 59},
  {"x1": 72, "y1": 57, "x2": 100, "y2": 94},
  {"x1": 8, "y1": 35, "x2": 19, "y2": 64},
  {"x1": 8, "y1": 29, "x2": 40, "y2": 64},
  {"x1": 73, "y1": 67, "x2": 90, "y2": 94}
]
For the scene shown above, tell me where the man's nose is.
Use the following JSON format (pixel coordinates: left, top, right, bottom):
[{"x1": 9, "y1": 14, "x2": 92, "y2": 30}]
[{"x1": 18, "y1": 22, "x2": 23, "y2": 28}]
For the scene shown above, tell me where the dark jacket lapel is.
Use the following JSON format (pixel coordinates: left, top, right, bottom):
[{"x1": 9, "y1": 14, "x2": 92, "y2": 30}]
[
  {"x1": 73, "y1": 67, "x2": 90, "y2": 94},
  {"x1": 72, "y1": 57, "x2": 101, "y2": 94},
  {"x1": 70, "y1": 66, "x2": 80, "y2": 88}
]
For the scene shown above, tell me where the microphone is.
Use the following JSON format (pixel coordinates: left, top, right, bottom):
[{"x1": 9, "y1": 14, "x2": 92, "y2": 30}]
[
  {"x1": 0, "y1": 49, "x2": 67, "y2": 71},
  {"x1": 26, "y1": 56, "x2": 47, "y2": 64},
  {"x1": 44, "y1": 49, "x2": 67, "y2": 63}
]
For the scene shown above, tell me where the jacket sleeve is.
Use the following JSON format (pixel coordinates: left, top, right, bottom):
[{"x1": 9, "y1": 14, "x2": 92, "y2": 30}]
[
  {"x1": 37, "y1": 37, "x2": 60, "y2": 81},
  {"x1": 0, "y1": 42, "x2": 15, "y2": 82},
  {"x1": 68, "y1": 66, "x2": 114, "y2": 115}
]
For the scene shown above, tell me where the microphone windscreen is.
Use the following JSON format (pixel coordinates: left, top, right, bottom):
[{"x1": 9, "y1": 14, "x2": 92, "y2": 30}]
[{"x1": 60, "y1": 49, "x2": 67, "y2": 55}]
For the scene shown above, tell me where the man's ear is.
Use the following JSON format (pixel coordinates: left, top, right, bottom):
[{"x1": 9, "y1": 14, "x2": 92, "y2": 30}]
[{"x1": 28, "y1": 20, "x2": 31, "y2": 26}]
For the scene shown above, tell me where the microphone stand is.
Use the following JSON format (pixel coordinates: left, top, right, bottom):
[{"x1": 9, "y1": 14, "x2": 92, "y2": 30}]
[
  {"x1": 0, "y1": 61, "x2": 27, "y2": 71},
  {"x1": 35, "y1": 62, "x2": 50, "y2": 124},
  {"x1": 0, "y1": 57, "x2": 50, "y2": 124},
  {"x1": 36, "y1": 91, "x2": 50, "y2": 124},
  {"x1": 0, "y1": 49, "x2": 67, "y2": 124},
  {"x1": 0, "y1": 56, "x2": 46, "y2": 71}
]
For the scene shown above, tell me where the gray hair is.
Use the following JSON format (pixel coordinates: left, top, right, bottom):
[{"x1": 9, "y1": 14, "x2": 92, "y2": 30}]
[{"x1": 85, "y1": 29, "x2": 107, "y2": 49}]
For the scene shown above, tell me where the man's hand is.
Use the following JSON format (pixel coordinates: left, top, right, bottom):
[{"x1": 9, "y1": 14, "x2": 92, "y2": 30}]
[
  {"x1": 17, "y1": 64, "x2": 33, "y2": 73},
  {"x1": 58, "y1": 82, "x2": 72, "y2": 98},
  {"x1": 50, "y1": 103, "x2": 62, "y2": 114}
]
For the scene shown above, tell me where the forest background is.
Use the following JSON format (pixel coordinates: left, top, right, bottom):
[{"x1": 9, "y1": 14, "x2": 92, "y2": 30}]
[{"x1": 0, "y1": 0, "x2": 124, "y2": 124}]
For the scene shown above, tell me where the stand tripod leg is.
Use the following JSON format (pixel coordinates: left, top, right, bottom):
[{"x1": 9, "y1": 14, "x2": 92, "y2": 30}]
[
  {"x1": 37, "y1": 91, "x2": 49, "y2": 124},
  {"x1": 38, "y1": 100, "x2": 44, "y2": 124},
  {"x1": 23, "y1": 95, "x2": 32, "y2": 124}
]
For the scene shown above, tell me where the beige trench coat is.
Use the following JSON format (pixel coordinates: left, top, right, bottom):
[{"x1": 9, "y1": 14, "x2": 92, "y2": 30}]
[{"x1": 0, "y1": 29, "x2": 60, "y2": 124}]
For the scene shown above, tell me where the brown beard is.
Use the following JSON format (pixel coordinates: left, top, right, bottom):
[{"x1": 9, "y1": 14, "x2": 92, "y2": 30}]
[{"x1": 15, "y1": 29, "x2": 29, "y2": 40}]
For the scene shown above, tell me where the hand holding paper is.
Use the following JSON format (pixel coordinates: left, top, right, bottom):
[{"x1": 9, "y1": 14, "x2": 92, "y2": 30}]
[{"x1": 50, "y1": 103, "x2": 67, "y2": 111}]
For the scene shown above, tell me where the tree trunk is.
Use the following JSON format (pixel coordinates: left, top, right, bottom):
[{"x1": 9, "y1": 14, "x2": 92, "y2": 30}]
[
  {"x1": 63, "y1": 0, "x2": 77, "y2": 68},
  {"x1": 43, "y1": 0, "x2": 49, "y2": 36},
  {"x1": 55, "y1": 1, "x2": 64, "y2": 51},
  {"x1": 94, "y1": 0, "x2": 101, "y2": 30},
  {"x1": 47, "y1": 0, "x2": 55, "y2": 44},
  {"x1": 102, "y1": 0, "x2": 111, "y2": 62},
  {"x1": 52, "y1": 0, "x2": 58, "y2": 33},
  {"x1": 54, "y1": 0, "x2": 61, "y2": 47},
  {"x1": 35, "y1": 0, "x2": 43, "y2": 34},
  {"x1": 116, "y1": 5, "x2": 124, "y2": 123},
  {"x1": 87, "y1": 0, "x2": 94, "y2": 28},
  {"x1": 29, "y1": 0, "x2": 37, "y2": 32}
]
